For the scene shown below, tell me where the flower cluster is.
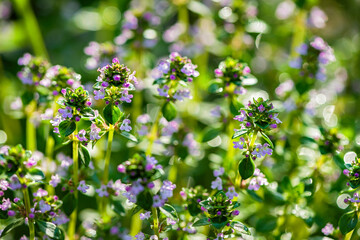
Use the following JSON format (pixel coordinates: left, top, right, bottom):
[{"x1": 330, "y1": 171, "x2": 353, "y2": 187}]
[
  {"x1": 17, "y1": 53, "x2": 50, "y2": 85},
  {"x1": 40, "y1": 65, "x2": 81, "y2": 95},
  {"x1": 290, "y1": 37, "x2": 335, "y2": 81},
  {"x1": 94, "y1": 58, "x2": 137, "y2": 105},
  {"x1": 248, "y1": 168, "x2": 269, "y2": 191},
  {"x1": 153, "y1": 52, "x2": 198, "y2": 101},
  {"x1": 233, "y1": 97, "x2": 281, "y2": 131},
  {"x1": 198, "y1": 191, "x2": 249, "y2": 238},
  {"x1": 0, "y1": 145, "x2": 38, "y2": 177},
  {"x1": 82, "y1": 220, "x2": 132, "y2": 240},
  {"x1": 212, "y1": 57, "x2": 253, "y2": 96},
  {"x1": 84, "y1": 41, "x2": 120, "y2": 70},
  {"x1": 316, "y1": 128, "x2": 344, "y2": 155},
  {"x1": 180, "y1": 186, "x2": 209, "y2": 216},
  {"x1": 117, "y1": 154, "x2": 175, "y2": 209},
  {"x1": 343, "y1": 158, "x2": 360, "y2": 189}
]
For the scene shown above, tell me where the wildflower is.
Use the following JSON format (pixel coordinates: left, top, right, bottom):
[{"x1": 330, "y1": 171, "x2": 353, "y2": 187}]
[
  {"x1": 152, "y1": 195, "x2": 165, "y2": 207},
  {"x1": 50, "y1": 174, "x2": 61, "y2": 187},
  {"x1": 76, "y1": 129, "x2": 88, "y2": 142},
  {"x1": 78, "y1": 180, "x2": 90, "y2": 193},
  {"x1": 321, "y1": 223, "x2": 334, "y2": 236},
  {"x1": 39, "y1": 200, "x2": 51, "y2": 213},
  {"x1": 211, "y1": 177, "x2": 223, "y2": 190},
  {"x1": 120, "y1": 119, "x2": 132, "y2": 132},
  {"x1": 139, "y1": 211, "x2": 151, "y2": 220},
  {"x1": 226, "y1": 187, "x2": 238, "y2": 199},
  {"x1": 248, "y1": 169, "x2": 269, "y2": 191},
  {"x1": 33, "y1": 188, "x2": 48, "y2": 197},
  {"x1": 252, "y1": 143, "x2": 273, "y2": 158},
  {"x1": 157, "y1": 85, "x2": 170, "y2": 97},
  {"x1": 58, "y1": 107, "x2": 73, "y2": 119},
  {"x1": 214, "y1": 167, "x2": 224, "y2": 177},
  {"x1": 160, "y1": 180, "x2": 176, "y2": 200},
  {"x1": 96, "y1": 184, "x2": 109, "y2": 197},
  {"x1": 233, "y1": 137, "x2": 246, "y2": 149},
  {"x1": 89, "y1": 123, "x2": 101, "y2": 140}
]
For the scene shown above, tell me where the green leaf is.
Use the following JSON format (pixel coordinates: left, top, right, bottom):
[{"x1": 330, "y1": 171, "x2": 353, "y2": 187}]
[
  {"x1": 136, "y1": 190, "x2": 153, "y2": 211},
  {"x1": 255, "y1": 216, "x2": 277, "y2": 233},
  {"x1": 62, "y1": 193, "x2": 76, "y2": 216},
  {"x1": 131, "y1": 205, "x2": 143, "y2": 216},
  {"x1": 103, "y1": 103, "x2": 121, "y2": 125},
  {"x1": 232, "y1": 129, "x2": 249, "y2": 139},
  {"x1": 78, "y1": 145, "x2": 90, "y2": 167},
  {"x1": 160, "y1": 204, "x2": 178, "y2": 220},
  {"x1": 162, "y1": 102, "x2": 177, "y2": 121},
  {"x1": 246, "y1": 189, "x2": 263, "y2": 202},
  {"x1": 260, "y1": 131, "x2": 274, "y2": 148},
  {"x1": 193, "y1": 217, "x2": 211, "y2": 227},
  {"x1": 0, "y1": 210, "x2": 8, "y2": 219},
  {"x1": 120, "y1": 131, "x2": 138, "y2": 142},
  {"x1": 300, "y1": 136, "x2": 317, "y2": 144},
  {"x1": 28, "y1": 168, "x2": 45, "y2": 179},
  {"x1": 238, "y1": 157, "x2": 255, "y2": 180},
  {"x1": 231, "y1": 221, "x2": 251, "y2": 235},
  {"x1": 0, "y1": 218, "x2": 24, "y2": 237},
  {"x1": 339, "y1": 211, "x2": 358, "y2": 235},
  {"x1": 229, "y1": 98, "x2": 243, "y2": 116},
  {"x1": 59, "y1": 120, "x2": 76, "y2": 137},
  {"x1": 112, "y1": 201, "x2": 125, "y2": 216},
  {"x1": 208, "y1": 81, "x2": 223, "y2": 93},
  {"x1": 36, "y1": 220, "x2": 64, "y2": 240},
  {"x1": 202, "y1": 128, "x2": 221, "y2": 142}
]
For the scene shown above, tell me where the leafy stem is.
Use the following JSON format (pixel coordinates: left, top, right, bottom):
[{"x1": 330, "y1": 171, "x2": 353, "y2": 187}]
[
  {"x1": 68, "y1": 120, "x2": 79, "y2": 240},
  {"x1": 146, "y1": 104, "x2": 163, "y2": 156},
  {"x1": 101, "y1": 124, "x2": 115, "y2": 222},
  {"x1": 17, "y1": 175, "x2": 35, "y2": 240},
  {"x1": 152, "y1": 207, "x2": 160, "y2": 237}
]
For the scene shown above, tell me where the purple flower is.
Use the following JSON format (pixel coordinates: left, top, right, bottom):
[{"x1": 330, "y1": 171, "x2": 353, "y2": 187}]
[
  {"x1": 289, "y1": 57, "x2": 302, "y2": 69},
  {"x1": 234, "y1": 110, "x2": 247, "y2": 122},
  {"x1": 114, "y1": 74, "x2": 121, "y2": 81},
  {"x1": 117, "y1": 164, "x2": 126, "y2": 173},
  {"x1": 160, "y1": 180, "x2": 176, "y2": 200},
  {"x1": 50, "y1": 174, "x2": 61, "y2": 187},
  {"x1": 248, "y1": 168, "x2": 269, "y2": 191},
  {"x1": 152, "y1": 195, "x2": 165, "y2": 207},
  {"x1": 7, "y1": 210, "x2": 15, "y2": 217},
  {"x1": 96, "y1": 184, "x2": 109, "y2": 197},
  {"x1": 211, "y1": 177, "x2": 223, "y2": 190},
  {"x1": 214, "y1": 167, "x2": 224, "y2": 177},
  {"x1": 310, "y1": 37, "x2": 327, "y2": 51},
  {"x1": 39, "y1": 200, "x2": 51, "y2": 213},
  {"x1": 233, "y1": 137, "x2": 246, "y2": 149},
  {"x1": 181, "y1": 63, "x2": 199, "y2": 77},
  {"x1": 78, "y1": 180, "x2": 90, "y2": 193},
  {"x1": 297, "y1": 44, "x2": 308, "y2": 55},
  {"x1": 226, "y1": 187, "x2": 238, "y2": 199},
  {"x1": 33, "y1": 188, "x2": 48, "y2": 197},
  {"x1": 258, "y1": 104, "x2": 265, "y2": 112},
  {"x1": 157, "y1": 85, "x2": 170, "y2": 97},
  {"x1": 157, "y1": 61, "x2": 170, "y2": 74},
  {"x1": 58, "y1": 107, "x2": 73, "y2": 119},
  {"x1": 321, "y1": 223, "x2": 334, "y2": 236},
  {"x1": 76, "y1": 129, "x2": 88, "y2": 142},
  {"x1": 120, "y1": 119, "x2": 132, "y2": 132},
  {"x1": 214, "y1": 68, "x2": 223, "y2": 77},
  {"x1": 94, "y1": 88, "x2": 105, "y2": 100},
  {"x1": 242, "y1": 66, "x2": 251, "y2": 75},
  {"x1": 252, "y1": 143, "x2": 273, "y2": 158},
  {"x1": 0, "y1": 180, "x2": 9, "y2": 191},
  {"x1": 139, "y1": 211, "x2": 151, "y2": 220},
  {"x1": 0, "y1": 198, "x2": 11, "y2": 211},
  {"x1": 90, "y1": 123, "x2": 101, "y2": 141}
]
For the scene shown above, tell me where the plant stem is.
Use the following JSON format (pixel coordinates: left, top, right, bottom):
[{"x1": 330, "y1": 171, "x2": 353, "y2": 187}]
[
  {"x1": 152, "y1": 207, "x2": 159, "y2": 237},
  {"x1": 13, "y1": 0, "x2": 48, "y2": 58},
  {"x1": 249, "y1": 130, "x2": 258, "y2": 150},
  {"x1": 26, "y1": 114, "x2": 36, "y2": 152},
  {"x1": 18, "y1": 175, "x2": 35, "y2": 240},
  {"x1": 68, "y1": 124, "x2": 79, "y2": 240},
  {"x1": 146, "y1": 106, "x2": 163, "y2": 156},
  {"x1": 101, "y1": 124, "x2": 114, "y2": 221},
  {"x1": 290, "y1": 10, "x2": 307, "y2": 58}
]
